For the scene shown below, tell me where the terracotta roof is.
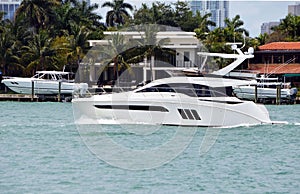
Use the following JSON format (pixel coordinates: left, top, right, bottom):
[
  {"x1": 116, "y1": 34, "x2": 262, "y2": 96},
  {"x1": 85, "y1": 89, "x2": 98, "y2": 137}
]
[
  {"x1": 259, "y1": 42, "x2": 300, "y2": 50},
  {"x1": 248, "y1": 64, "x2": 300, "y2": 74}
]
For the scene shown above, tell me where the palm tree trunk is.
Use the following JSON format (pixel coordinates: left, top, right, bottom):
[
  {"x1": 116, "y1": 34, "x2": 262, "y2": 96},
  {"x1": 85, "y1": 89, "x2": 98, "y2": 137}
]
[
  {"x1": 40, "y1": 57, "x2": 44, "y2": 71},
  {"x1": 4, "y1": 62, "x2": 6, "y2": 75},
  {"x1": 150, "y1": 55, "x2": 155, "y2": 81},
  {"x1": 143, "y1": 57, "x2": 147, "y2": 82},
  {"x1": 113, "y1": 57, "x2": 119, "y2": 86}
]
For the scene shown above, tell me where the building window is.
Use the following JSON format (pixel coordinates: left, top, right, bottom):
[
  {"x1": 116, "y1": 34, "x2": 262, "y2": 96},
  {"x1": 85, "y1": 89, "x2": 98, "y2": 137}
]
[
  {"x1": 273, "y1": 56, "x2": 282, "y2": 64},
  {"x1": 262, "y1": 55, "x2": 272, "y2": 64},
  {"x1": 184, "y1": 51, "x2": 190, "y2": 62}
]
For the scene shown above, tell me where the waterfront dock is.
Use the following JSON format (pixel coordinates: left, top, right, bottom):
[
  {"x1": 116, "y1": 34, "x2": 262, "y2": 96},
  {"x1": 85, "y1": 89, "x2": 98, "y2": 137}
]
[
  {"x1": 0, "y1": 94, "x2": 39, "y2": 102},
  {"x1": 0, "y1": 93, "x2": 72, "y2": 102}
]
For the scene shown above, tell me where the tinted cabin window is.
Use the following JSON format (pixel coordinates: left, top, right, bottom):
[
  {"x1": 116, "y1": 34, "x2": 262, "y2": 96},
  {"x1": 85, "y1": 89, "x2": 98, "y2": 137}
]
[
  {"x1": 210, "y1": 87, "x2": 232, "y2": 97},
  {"x1": 138, "y1": 84, "x2": 175, "y2": 93},
  {"x1": 168, "y1": 83, "x2": 198, "y2": 97},
  {"x1": 156, "y1": 84, "x2": 175, "y2": 92},
  {"x1": 137, "y1": 83, "x2": 230, "y2": 97},
  {"x1": 192, "y1": 84, "x2": 211, "y2": 97}
]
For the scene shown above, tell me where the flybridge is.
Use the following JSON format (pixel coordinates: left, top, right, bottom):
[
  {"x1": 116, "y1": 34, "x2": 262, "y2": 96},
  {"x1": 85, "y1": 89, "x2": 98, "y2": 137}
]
[{"x1": 197, "y1": 43, "x2": 254, "y2": 76}]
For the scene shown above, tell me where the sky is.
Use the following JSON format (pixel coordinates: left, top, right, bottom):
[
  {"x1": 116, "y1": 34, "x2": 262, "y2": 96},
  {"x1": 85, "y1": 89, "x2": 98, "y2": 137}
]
[{"x1": 91, "y1": 0, "x2": 299, "y2": 37}]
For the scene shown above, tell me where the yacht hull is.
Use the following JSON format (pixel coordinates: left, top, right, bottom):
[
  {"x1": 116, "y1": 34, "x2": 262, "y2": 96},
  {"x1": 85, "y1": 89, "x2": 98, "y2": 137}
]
[{"x1": 73, "y1": 92, "x2": 272, "y2": 127}]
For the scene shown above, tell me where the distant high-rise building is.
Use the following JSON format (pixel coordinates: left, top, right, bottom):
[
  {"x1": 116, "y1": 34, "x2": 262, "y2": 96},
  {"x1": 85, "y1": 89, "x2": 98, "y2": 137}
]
[
  {"x1": 288, "y1": 3, "x2": 300, "y2": 16},
  {"x1": 189, "y1": 0, "x2": 229, "y2": 30},
  {"x1": 78, "y1": 0, "x2": 91, "y2": 6},
  {"x1": 261, "y1": 22, "x2": 280, "y2": 35},
  {"x1": 0, "y1": 0, "x2": 21, "y2": 20}
]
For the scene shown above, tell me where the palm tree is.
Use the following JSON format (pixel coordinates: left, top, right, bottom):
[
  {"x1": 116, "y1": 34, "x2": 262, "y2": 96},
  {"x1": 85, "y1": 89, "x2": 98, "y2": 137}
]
[
  {"x1": 15, "y1": 0, "x2": 60, "y2": 32},
  {"x1": 0, "y1": 11, "x2": 6, "y2": 33},
  {"x1": 0, "y1": 11, "x2": 5, "y2": 23},
  {"x1": 50, "y1": 35, "x2": 72, "y2": 69},
  {"x1": 99, "y1": 33, "x2": 131, "y2": 83},
  {"x1": 0, "y1": 22, "x2": 22, "y2": 75},
  {"x1": 276, "y1": 14, "x2": 300, "y2": 41},
  {"x1": 51, "y1": 1, "x2": 75, "y2": 36},
  {"x1": 21, "y1": 30, "x2": 58, "y2": 73},
  {"x1": 224, "y1": 15, "x2": 249, "y2": 43},
  {"x1": 102, "y1": 0, "x2": 133, "y2": 27},
  {"x1": 134, "y1": 25, "x2": 170, "y2": 81},
  {"x1": 53, "y1": 0, "x2": 103, "y2": 36},
  {"x1": 256, "y1": 33, "x2": 269, "y2": 46},
  {"x1": 203, "y1": 27, "x2": 226, "y2": 53},
  {"x1": 194, "y1": 11, "x2": 216, "y2": 39},
  {"x1": 70, "y1": 0, "x2": 103, "y2": 31},
  {"x1": 67, "y1": 25, "x2": 91, "y2": 72}
]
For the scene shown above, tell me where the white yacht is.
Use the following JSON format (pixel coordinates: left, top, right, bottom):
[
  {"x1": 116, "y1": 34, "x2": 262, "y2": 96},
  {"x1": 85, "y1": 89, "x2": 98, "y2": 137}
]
[
  {"x1": 73, "y1": 76, "x2": 272, "y2": 127},
  {"x1": 1, "y1": 71, "x2": 88, "y2": 95},
  {"x1": 72, "y1": 44, "x2": 280, "y2": 127}
]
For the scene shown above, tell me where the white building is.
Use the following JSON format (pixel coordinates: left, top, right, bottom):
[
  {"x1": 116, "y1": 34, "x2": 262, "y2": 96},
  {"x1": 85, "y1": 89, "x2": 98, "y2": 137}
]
[
  {"x1": 189, "y1": 0, "x2": 229, "y2": 30},
  {"x1": 86, "y1": 31, "x2": 204, "y2": 83},
  {"x1": 88, "y1": 31, "x2": 202, "y2": 68},
  {"x1": 0, "y1": 0, "x2": 21, "y2": 20}
]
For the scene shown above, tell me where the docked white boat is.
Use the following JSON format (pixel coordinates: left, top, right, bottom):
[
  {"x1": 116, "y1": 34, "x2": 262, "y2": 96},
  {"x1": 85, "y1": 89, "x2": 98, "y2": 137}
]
[
  {"x1": 1, "y1": 71, "x2": 88, "y2": 95},
  {"x1": 73, "y1": 76, "x2": 273, "y2": 127},
  {"x1": 233, "y1": 77, "x2": 298, "y2": 101}
]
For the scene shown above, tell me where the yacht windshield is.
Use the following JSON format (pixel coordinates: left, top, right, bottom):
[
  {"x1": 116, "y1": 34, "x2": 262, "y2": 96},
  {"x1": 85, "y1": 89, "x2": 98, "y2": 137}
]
[
  {"x1": 137, "y1": 83, "x2": 232, "y2": 97},
  {"x1": 38, "y1": 73, "x2": 57, "y2": 80},
  {"x1": 32, "y1": 72, "x2": 72, "y2": 81}
]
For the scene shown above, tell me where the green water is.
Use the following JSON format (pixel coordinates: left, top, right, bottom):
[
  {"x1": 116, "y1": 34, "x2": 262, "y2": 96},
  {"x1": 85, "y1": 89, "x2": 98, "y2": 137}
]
[{"x1": 0, "y1": 102, "x2": 299, "y2": 193}]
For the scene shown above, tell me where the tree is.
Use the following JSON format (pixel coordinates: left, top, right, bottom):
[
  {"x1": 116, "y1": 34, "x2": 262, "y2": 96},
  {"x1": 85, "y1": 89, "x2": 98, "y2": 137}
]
[
  {"x1": 102, "y1": 0, "x2": 133, "y2": 27},
  {"x1": 132, "y1": 1, "x2": 215, "y2": 32},
  {"x1": 256, "y1": 33, "x2": 269, "y2": 45},
  {"x1": 152, "y1": 2, "x2": 176, "y2": 26},
  {"x1": 0, "y1": 0, "x2": 109, "y2": 77},
  {"x1": 203, "y1": 27, "x2": 226, "y2": 53},
  {"x1": 15, "y1": 0, "x2": 60, "y2": 32},
  {"x1": 132, "y1": 3, "x2": 153, "y2": 25},
  {"x1": 0, "y1": 21, "x2": 22, "y2": 75},
  {"x1": 274, "y1": 14, "x2": 300, "y2": 41},
  {"x1": 134, "y1": 25, "x2": 171, "y2": 81},
  {"x1": 0, "y1": 11, "x2": 6, "y2": 32},
  {"x1": 21, "y1": 30, "x2": 58, "y2": 73},
  {"x1": 100, "y1": 33, "x2": 131, "y2": 82},
  {"x1": 51, "y1": 0, "x2": 103, "y2": 36},
  {"x1": 194, "y1": 11, "x2": 216, "y2": 39},
  {"x1": 267, "y1": 31, "x2": 288, "y2": 43},
  {"x1": 224, "y1": 15, "x2": 249, "y2": 43},
  {"x1": 70, "y1": 0, "x2": 103, "y2": 31},
  {"x1": 51, "y1": 1, "x2": 75, "y2": 36},
  {"x1": 132, "y1": 2, "x2": 176, "y2": 27},
  {"x1": 50, "y1": 35, "x2": 72, "y2": 70},
  {"x1": 67, "y1": 25, "x2": 91, "y2": 71},
  {"x1": 173, "y1": 1, "x2": 197, "y2": 31}
]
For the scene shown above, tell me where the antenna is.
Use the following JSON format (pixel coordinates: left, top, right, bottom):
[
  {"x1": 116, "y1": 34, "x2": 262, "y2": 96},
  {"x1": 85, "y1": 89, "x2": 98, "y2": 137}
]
[{"x1": 241, "y1": 31, "x2": 246, "y2": 49}]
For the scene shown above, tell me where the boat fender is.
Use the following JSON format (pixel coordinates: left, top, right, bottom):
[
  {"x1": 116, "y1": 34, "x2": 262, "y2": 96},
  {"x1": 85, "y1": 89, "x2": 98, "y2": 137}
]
[{"x1": 290, "y1": 88, "x2": 298, "y2": 96}]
